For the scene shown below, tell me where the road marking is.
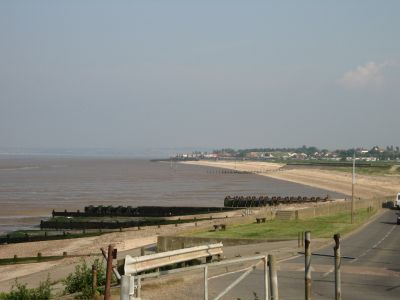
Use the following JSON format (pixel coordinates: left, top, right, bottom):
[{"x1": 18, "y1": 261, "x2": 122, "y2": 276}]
[
  {"x1": 372, "y1": 225, "x2": 396, "y2": 249},
  {"x1": 351, "y1": 225, "x2": 396, "y2": 264},
  {"x1": 322, "y1": 267, "x2": 334, "y2": 277},
  {"x1": 208, "y1": 260, "x2": 262, "y2": 280}
]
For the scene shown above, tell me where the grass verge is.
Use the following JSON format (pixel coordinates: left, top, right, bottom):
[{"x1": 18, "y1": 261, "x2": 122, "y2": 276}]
[{"x1": 189, "y1": 208, "x2": 376, "y2": 240}]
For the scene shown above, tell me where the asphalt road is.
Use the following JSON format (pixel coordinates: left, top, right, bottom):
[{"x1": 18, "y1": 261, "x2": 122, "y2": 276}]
[{"x1": 208, "y1": 209, "x2": 400, "y2": 300}]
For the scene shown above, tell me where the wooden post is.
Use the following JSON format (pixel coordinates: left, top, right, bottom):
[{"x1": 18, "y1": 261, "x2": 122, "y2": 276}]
[
  {"x1": 334, "y1": 234, "x2": 341, "y2": 300},
  {"x1": 268, "y1": 254, "x2": 279, "y2": 300},
  {"x1": 298, "y1": 232, "x2": 301, "y2": 248},
  {"x1": 264, "y1": 256, "x2": 269, "y2": 300},
  {"x1": 104, "y1": 244, "x2": 114, "y2": 300},
  {"x1": 305, "y1": 231, "x2": 311, "y2": 300},
  {"x1": 92, "y1": 264, "x2": 98, "y2": 300}
]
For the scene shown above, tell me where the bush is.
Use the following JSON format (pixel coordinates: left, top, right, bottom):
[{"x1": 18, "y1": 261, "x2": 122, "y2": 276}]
[
  {"x1": 63, "y1": 258, "x2": 105, "y2": 299},
  {"x1": 0, "y1": 276, "x2": 51, "y2": 300}
]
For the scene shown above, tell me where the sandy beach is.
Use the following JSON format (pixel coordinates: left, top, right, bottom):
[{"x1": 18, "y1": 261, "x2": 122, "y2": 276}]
[
  {"x1": 1, "y1": 160, "x2": 398, "y2": 293},
  {"x1": 183, "y1": 160, "x2": 400, "y2": 198}
]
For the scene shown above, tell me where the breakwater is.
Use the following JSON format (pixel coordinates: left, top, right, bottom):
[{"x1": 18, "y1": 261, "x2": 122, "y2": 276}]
[
  {"x1": 224, "y1": 195, "x2": 330, "y2": 207},
  {"x1": 52, "y1": 205, "x2": 237, "y2": 218},
  {"x1": 40, "y1": 216, "x2": 216, "y2": 230}
]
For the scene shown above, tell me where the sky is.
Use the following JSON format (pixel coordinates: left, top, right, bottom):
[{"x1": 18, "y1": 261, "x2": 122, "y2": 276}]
[{"x1": 1, "y1": 1, "x2": 399, "y2": 152}]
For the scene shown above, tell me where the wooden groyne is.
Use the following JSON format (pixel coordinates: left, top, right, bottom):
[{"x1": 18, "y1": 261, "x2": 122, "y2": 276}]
[
  {"x1": 224, "y1": 195, "x2": 330, "y2": 207},
  {"x1": 40, "y1": 217, "x2": 210, "y2": 230},
  {"x1": 52, "y1": 205, "x2": 238, "y2": 218}
]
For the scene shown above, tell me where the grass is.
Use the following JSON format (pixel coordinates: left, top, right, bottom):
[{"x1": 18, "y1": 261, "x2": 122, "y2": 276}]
[{"x1": 189, "y1": 208, "x2": 376, "y2": 240}]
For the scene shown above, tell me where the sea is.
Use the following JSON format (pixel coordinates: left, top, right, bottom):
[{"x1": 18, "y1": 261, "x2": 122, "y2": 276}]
[{"x1": 0, "y1": 155, "x2": 343, "y2": 234}]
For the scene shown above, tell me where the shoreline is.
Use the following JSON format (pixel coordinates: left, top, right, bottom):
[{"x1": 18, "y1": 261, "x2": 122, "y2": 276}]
[{"x1": 182, "y1": 160, "x2": 400, "y2": 199}]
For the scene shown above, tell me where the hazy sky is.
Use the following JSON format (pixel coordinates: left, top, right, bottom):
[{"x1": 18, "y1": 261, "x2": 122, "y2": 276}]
[{"x1": 1, "y1": 1, "x2": 399, "y2": 151}]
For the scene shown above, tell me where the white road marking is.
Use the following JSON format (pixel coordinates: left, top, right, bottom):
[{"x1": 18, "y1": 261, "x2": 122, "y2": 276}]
[
  {"x1": 322, "y1": 267, "x2": 334, "y2": 277},
  {"x1": 351, "y1": 225, "x2": 396, "y2": 264},
  {"x1": 208, "y1": 260, "x2": 262, "y2": 280}
]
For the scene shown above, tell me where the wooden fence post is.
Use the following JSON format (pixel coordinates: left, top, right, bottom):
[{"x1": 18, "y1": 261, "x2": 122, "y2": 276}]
[
  {"x1": 305, "y1": 231, "x2": 311, "y2": 300},
  {"x1": 268, "y1": 254, "x2": 279, "y2": 300},
  {"x1": 92, "y1": 264, "x2": 99, "y2": 300},
  {"x1": 104, "y1": 244, "x2": 114, "y2": 300},
  {"x1": 334, "y1": 234, "x2": 341, "y2": 300}
]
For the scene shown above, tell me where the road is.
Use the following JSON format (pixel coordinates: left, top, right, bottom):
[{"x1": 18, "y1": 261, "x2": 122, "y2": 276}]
[{"x1": 208, "y1": 209, "x2": 400, "y2": 299}]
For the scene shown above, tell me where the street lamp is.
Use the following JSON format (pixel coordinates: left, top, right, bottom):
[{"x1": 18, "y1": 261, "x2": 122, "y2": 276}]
[{"x1": 351, "y1": 152, "x2": 355, "y2": 224}]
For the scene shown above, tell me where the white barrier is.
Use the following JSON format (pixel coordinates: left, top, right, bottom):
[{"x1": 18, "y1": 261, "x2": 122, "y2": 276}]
[{"x1": 124, "y1": 243, "x2": 223, "y2": 275}]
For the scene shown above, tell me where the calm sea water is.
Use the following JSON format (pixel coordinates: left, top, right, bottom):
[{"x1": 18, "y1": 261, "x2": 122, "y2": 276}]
[{"x1": 0, "y1": 156, "x2": 342, "y2": 233}]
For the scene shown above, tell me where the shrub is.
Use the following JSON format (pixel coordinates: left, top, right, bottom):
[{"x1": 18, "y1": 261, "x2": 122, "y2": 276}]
[
  {"x1": 63, "y1": 258, "x2": 105, "y2": 299},
  {"x1": 0, "y1": 276, "x2": 51, "y2": 300}
]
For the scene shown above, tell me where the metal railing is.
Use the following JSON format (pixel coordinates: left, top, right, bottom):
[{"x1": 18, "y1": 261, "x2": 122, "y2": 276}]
[
  {"x1": 124, "y1": 243, "x2": 223, "y2": 275},
  {"x1": 121, "y1": 254, "x2": 278, "y2": 300}
]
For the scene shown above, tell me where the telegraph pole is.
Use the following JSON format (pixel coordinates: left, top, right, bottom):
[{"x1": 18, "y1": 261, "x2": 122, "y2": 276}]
[{"x1": 351, "y1": 152, "x2": 355, "y2": 224}]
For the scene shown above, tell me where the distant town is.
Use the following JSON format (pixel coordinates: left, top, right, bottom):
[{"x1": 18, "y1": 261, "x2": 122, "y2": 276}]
[{"x1": 173, "y1": 146, "x2": 400, "y2": 162}]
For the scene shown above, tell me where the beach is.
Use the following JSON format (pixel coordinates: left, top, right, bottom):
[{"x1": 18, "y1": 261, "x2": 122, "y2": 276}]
[
  {"x1": 183, "y1": 160, "x2": 400, "y2": 198},
  {"x1": 0, "y1": 158, "x2": 397, "y2": 293}
]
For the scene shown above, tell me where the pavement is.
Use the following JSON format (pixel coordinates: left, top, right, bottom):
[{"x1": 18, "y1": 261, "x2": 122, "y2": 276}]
[{"x1": 206, "y1": 208, "x2": 400, "y2": 299}]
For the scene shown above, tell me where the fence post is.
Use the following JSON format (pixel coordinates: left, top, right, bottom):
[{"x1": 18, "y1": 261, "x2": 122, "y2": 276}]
[
  {"x1": 268, "y1": 254, "x2": 279, "y2": 300},
  {"x1": 298, "y1": 232, "x2": 301, "y2": 248},
  {"x1": 334, "y1": 233, "x2": 341, "y2": 300},
  {"x1": 104, "y1": 244, "x2": 114, "y2": 300},
  {"x1": 264, "y1": 256, "x2": 269, "y2": 300},
  {"x1": 92, "y1": 264, "x2": 98, "y2": 300},
  {"x1": 305, "y1": 231, "x2": 311, "y2": 300},
  {"x1": 204, "y1": 265, "x2": 208, "y2": 300},
  {"x1": 301, "y1": 232, "x2": 304, "y2": 247}
]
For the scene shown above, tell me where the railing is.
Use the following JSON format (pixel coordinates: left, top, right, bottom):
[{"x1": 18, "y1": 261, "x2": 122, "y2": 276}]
[
  {"x1": 121, "y1": 254, "x2": 278, "y2": 300},
  {"x1": 124, "y1": 243, "x2": 223, "y2": 275}
]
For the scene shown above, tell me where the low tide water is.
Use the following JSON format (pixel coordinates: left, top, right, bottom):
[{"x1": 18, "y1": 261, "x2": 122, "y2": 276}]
[{"x1": 0, "y1": 156, "x2": 343, "y2": 233}]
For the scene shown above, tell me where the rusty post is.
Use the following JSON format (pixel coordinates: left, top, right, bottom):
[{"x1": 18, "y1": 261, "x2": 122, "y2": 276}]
[
  {"x1": 104, "y1": 244, "x2": 114, "y2": 300},
  {"x1": 305, "y1": 231, "x2": 311, "y2": 300},
  {"x1": 92, "y1": 264, "x2": 98, "y2": 300},
  {"x1": 334, "y1": 233, "x2": 341, "y2": 300},
  {"x1": 101, "y1": 247, "x2": 120, "y2": 282}
]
